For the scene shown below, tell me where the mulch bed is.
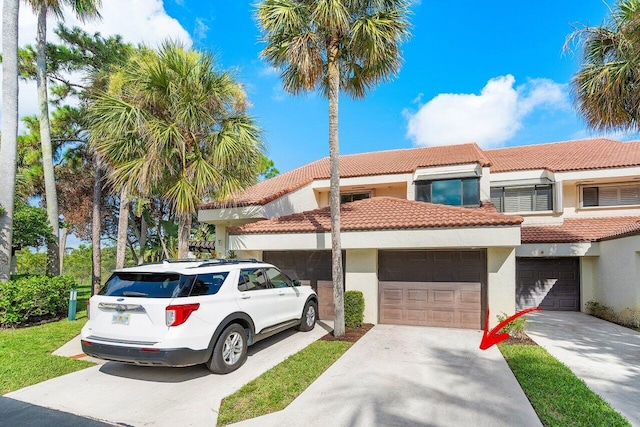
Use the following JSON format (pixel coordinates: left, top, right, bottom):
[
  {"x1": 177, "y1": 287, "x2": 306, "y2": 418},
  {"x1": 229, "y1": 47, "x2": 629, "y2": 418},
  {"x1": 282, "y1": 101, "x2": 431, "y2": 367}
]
[
  {"x1": 504, "y1": 333, "x2": 537, "y2": 345},
  {"x1": 320, "y1": 323, "x2": 374, "y2": 343}
]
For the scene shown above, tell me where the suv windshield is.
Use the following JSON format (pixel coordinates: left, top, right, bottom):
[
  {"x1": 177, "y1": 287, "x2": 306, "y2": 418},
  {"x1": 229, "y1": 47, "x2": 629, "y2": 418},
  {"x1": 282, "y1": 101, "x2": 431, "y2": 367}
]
[{"x1": 99, "y1": 272, "x2": 228, "y2": 298}]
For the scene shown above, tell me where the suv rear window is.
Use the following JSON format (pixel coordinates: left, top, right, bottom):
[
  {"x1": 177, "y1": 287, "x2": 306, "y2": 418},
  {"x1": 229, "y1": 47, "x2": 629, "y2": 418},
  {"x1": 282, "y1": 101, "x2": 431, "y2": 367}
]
[{"x1": 99, "y1": 272, "x2": 228, "y2": 298}]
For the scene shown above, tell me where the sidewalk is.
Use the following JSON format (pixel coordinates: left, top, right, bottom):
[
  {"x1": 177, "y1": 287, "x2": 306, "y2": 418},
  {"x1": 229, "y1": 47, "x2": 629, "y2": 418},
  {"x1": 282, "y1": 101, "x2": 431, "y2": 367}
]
[{"x1": 52, "y1": 335, "x2": 105, "y2": 365}]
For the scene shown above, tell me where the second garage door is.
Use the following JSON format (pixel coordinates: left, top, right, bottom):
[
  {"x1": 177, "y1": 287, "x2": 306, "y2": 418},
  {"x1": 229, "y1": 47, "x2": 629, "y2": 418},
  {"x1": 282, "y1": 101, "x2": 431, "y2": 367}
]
[
  {"x1": 516, "y1": 258, "x2": 580, "y2": 311},
  {"x1": 378, "y1": 250, "x2": 486, "y2": 329},
  {"x1": 263, "y1": 251, "x2": 338, "y2": 321}
]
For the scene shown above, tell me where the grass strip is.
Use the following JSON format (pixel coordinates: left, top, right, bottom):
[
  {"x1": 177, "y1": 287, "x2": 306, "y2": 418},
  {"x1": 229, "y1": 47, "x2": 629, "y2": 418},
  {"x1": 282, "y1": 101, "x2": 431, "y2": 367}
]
[
  {"x1": 217, "y1": 340, "x2": 351, "y2": 426},
  {"x1": 499, "y1": 343, "x2": 630, "y2": 427},
  {"x1": 0, "y1": 313, "x2": 93, "y2": 394}
]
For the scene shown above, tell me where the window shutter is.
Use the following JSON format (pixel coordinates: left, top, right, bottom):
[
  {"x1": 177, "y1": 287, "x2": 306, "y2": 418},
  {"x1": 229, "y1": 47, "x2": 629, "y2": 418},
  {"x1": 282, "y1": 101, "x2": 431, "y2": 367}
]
[
  {"x1": 504, "y1": 187, "x2": 533, "y2": 212},
  {"x1": 620, "y1": 185, "x2": 640, "y2": 205},
  {"x1": 535, "y1": 186, "x2": 552, "y2": 211},
  {"x1": 490, "y1": 188, "x2": 503, "y2": 211},
  {"x1": 598, "y1": 187, "x2": 619, "y2": 206}
]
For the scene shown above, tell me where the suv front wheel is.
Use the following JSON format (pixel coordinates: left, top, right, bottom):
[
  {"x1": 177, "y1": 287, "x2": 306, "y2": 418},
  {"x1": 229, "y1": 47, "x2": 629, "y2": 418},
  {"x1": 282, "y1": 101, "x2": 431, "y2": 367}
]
[{"x1": 207, "y1": 323, "x2": 248, "y2": 374}]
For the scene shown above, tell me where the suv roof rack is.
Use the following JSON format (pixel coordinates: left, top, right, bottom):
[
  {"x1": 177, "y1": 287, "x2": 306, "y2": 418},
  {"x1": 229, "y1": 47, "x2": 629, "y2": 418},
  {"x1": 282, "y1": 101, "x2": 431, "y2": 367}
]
[{"x1": 192, "y1": 258, "x2": 260, "y2": 268}]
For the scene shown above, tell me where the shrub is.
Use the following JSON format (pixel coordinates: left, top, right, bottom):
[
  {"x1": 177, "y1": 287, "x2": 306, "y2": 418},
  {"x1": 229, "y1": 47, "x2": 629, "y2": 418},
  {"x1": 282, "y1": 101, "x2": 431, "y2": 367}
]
[
  {"x1": 618, "y1": 307, "x2": 640, "y2": 329},
  {"x1": 585, "y1": 300, "x2": 618, "y2": 323},
  {"x1": 497, "y1": 312, "x2": 529, "y2": 339},
  {"x1": 0, "y1": 275, "x2": 77, "y2": 327},
  {"x1": 344, "y1": 290, "x2": 365, "y2": 328}
]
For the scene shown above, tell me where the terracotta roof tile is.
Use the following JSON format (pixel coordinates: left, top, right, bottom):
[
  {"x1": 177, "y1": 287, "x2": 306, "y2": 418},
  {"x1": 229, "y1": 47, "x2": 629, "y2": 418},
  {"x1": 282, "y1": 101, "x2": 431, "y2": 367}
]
[
  {"x1": 228, "y1": 197, "x2": 522, "y2": 235},
  {"x1": 200, "y1": 143, "x2": 490, "y2": 208},
  {"x1": 521, "y1": 216, "x2": 640, "y2": 243},
  {"x1": 487, "y1": 138, "x2": 640, "y2": 173}
]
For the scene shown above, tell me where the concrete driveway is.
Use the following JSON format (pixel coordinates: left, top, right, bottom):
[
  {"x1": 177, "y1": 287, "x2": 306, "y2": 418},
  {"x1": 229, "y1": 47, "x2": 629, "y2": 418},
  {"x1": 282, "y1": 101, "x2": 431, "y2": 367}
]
[
  {"x1": 235, "y1": 325, "x2": 541, "y2": 427},
  {"x1": 5, "y1": 324, "x2": 329, "y2": 426},
  {"x1": 527, "y1": 312, "x2": 640, "y2": 426}
]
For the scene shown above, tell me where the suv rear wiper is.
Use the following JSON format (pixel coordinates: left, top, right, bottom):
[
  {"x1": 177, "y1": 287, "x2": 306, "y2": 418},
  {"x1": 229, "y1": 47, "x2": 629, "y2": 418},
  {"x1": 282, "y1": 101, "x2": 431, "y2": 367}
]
[{"x1": 122, "y1": 291, "x2": 149, "y2": 297}]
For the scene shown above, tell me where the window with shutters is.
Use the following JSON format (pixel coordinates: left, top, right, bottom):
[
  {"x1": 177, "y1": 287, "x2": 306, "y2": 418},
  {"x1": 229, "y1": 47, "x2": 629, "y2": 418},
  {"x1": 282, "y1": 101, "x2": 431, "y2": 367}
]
[
  {"x1": 415, "y1": 178, "x2": 480, "y2": 207},
  {"x1": 581, "y1": 184, "x2": 640, "y2": 207},
  {"x1": 490, "y1": 185, "x2": 553, "y2": 213}
]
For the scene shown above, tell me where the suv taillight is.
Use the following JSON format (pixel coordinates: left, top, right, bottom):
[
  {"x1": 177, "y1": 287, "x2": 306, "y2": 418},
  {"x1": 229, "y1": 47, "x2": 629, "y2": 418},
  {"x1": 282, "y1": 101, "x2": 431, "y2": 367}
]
[
  {"x1": 87, "y1": 300, "x2": 90, "y2": 320},
  {"x1": 166, "y1": 303, "x2": 200, "y2": 327}
]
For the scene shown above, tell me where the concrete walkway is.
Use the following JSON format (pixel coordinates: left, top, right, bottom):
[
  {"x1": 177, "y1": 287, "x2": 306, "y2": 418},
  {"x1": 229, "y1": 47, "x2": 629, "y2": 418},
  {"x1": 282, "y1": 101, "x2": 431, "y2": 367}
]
[
  {"x1": 527, "y1": 312, "x2": 640, "y2": 426},
  {"x1": 6, "y1": 323, "x2": 330, "y2": 426},
  {"x1": 235, "y1": 325, "x2": 541, "y2": 427}
]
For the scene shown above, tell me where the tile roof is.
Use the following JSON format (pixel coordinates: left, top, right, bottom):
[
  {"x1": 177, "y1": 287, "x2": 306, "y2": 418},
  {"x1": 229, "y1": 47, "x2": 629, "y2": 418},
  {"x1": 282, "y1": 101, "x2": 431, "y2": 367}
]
[
  {"x1": 486, "y1": 138, "x2": 640, "y2": 173},
  {"x1": 200, "y1": 143, "x2": 490, "y2": 208},
  {"x1": 521, "y1": 216, "x2": 640, "y2": 243},
  {"x1": 228, "y1": 197, "x2": 522, "y2": 235},
  {"x1": 200, "y1": 138, "x2": 640, "y2": 209}
]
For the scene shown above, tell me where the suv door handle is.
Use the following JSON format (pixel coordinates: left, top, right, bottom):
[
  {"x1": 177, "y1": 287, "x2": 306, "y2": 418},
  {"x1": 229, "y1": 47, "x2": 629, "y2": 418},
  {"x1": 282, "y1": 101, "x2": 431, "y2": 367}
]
[{"x1": 241, "y1": 295, "x2": 251, "y2": 299}]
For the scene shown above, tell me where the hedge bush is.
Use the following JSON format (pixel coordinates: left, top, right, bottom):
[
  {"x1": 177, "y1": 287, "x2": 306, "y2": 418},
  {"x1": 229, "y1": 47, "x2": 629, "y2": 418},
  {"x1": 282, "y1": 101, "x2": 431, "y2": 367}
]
[
  {"x1": 0, "y1": 275, "x2": 77, "y2": 327},
  {"x1": 344, "y1": 290, "x2": 365, "y2": 328}
]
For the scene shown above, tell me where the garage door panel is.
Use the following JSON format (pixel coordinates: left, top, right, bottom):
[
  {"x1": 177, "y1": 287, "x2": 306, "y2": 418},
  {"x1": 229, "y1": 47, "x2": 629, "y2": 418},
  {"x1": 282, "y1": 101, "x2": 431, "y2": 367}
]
[
  {"x1": 379, "y1": 281, "x2": 482, "y2": 329},
  {"x1": 516, "y1": 258, "x2": 579, "y2": 311}
]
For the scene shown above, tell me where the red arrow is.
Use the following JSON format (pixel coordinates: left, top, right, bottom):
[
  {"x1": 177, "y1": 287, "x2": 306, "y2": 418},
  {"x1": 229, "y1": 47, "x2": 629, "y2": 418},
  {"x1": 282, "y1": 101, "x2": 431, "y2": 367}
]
[{"x1": 479, "y1": 306, "x2": 542, "y2": 350}]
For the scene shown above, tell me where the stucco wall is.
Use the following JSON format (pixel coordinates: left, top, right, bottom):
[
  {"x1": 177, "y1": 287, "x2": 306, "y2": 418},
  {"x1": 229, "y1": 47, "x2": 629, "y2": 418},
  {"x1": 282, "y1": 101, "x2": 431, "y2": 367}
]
[
  {"x1": 580, "y1": 257, "x2": 597, "y2": 312},
  {"x1": 263, "y1": 183, "x2": 319, "y2": 218},
  {"x1": 487, "y1": 247, "x2": 517, "y2": 327},
  {"x1": 345, "y1": 249, "x2": 379, "y2": 324},
  {"x1": 229, "y1": 227, "x2": 521, "y2": 252},
  {"x1": 595, "y1": 235, "x2": 640, "y2": 311}
]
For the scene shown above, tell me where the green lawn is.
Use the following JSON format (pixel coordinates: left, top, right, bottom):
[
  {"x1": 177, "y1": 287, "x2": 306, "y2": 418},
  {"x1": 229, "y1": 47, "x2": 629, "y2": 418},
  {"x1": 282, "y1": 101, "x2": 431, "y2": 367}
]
[
  {"x1": 1, "y1": 284, "x2": 95, "y2": 395},
  {"x1": 217, "y1": 340, "x2": 351, "y2": 426},
  {"x1": 499, "y1": 343, "x2": 630, "y2": 427}
]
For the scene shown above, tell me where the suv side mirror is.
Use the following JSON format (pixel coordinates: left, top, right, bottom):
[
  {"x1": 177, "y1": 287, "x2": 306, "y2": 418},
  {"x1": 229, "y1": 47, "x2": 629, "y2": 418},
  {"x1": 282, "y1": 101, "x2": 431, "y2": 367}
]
[{"x1": 293, "y1": 279, "x2": 301, "y2": 287}]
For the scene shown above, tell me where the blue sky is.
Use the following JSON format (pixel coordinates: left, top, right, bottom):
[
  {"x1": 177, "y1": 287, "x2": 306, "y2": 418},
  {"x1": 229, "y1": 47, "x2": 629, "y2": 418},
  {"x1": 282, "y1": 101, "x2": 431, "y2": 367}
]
[
  {"x1": 3, "y1": 0, "x2": 632, "y2": 174},
  {"x1": 163, "y1": 0, "x2": 630, "y2": 173}
]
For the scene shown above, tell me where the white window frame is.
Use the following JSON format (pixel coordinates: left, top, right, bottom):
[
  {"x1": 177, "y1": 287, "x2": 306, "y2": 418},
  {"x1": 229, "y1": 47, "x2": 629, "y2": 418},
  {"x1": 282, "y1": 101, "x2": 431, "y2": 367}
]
[{"x1": 579, "y1": 182, "x2": 640, "y2": 208}]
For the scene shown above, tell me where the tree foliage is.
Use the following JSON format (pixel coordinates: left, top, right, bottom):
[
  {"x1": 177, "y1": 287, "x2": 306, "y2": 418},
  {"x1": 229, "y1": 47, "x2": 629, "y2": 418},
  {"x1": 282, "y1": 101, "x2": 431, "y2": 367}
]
[
  {"x1": 568, "y1": 0, "x2": 640, "y2": 131},
  {"x1": 89, "y1": 41, "x2": 265, "y2": 258},
  {"x1": 12, "y1": 202, "x2": 53, "y2": 253}
]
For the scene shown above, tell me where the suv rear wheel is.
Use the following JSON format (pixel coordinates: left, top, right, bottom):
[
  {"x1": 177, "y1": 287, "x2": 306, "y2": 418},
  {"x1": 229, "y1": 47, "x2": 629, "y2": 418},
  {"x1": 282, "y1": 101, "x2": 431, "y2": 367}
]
[
  {"x1": 207, "y1": 323, "x2": 248, "y2": 374},
  {"x1": 297, "y1": 301, "x2": 317, "y2": 332}
]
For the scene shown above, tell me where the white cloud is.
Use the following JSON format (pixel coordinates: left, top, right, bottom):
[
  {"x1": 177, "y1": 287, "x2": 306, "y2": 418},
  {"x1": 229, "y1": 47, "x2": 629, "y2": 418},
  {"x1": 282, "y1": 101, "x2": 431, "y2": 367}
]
[
  {"x1": 405, "y1": 75, "x2": 570, "y2": 148},
  {"x1": 193, "y1": 18, "x2": 209, "y2": 41},
  {"x1": 0, "y1": 0, "x2": 192, "y2": 127}
]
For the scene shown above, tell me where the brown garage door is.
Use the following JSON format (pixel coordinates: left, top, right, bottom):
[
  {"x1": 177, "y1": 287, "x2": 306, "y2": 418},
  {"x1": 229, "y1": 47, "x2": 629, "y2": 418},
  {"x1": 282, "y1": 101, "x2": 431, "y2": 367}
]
[
  {"x1": 378, "y1": 250, "x2": 486, "y2": 329},
  {"x1": 516, "y1": 258, "x2": 580, "y2": 311},
  {"x1": 263, "y1": 251, "x2": 341, "y2": 320}
]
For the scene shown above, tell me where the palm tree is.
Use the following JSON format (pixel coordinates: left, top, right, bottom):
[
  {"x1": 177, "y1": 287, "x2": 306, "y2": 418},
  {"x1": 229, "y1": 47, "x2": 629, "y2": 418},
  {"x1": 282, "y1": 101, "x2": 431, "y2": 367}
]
[
  {"x1": 0, "y1": 0, "x2": 20, "y2": 282},
  {"x1": 28, "y1": 0, "x2": 101, "y2": 275},
  {"x1": 257, "y1": 0, "x2": 411, "y2": 336},
  {"x1": 89, "y1": 42, "x2": 264, "y2": 259},
  {"x1": 569, "y1": 0, "x2": 640, "y2": 131}
]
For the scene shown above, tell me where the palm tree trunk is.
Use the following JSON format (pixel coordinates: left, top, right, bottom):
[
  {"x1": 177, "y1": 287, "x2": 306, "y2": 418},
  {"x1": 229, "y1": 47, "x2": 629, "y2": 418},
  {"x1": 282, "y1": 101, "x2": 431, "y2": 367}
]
[
  {"x1": 116, "y1": 186, "x2": 130, "y2": 269},
  {"x1": 138, "y1": 215, "x2": 147, "y2": 265},
  {"x1": 177, "y1": 214, "x2": 191, "y2": 259},
  {"x1": 91, "y1": 155, "x2": 103, "y2": 295},
  {"x1": 36, "y1": 5, "x2": 60, "y2": 276},
  {"x1": 59, "y1": 227, "x2": 68, "y2": 273},
  {"x1": 327, "y1": 42, "x2": 345, "y2": 337},
  {"x1": 0, "y1": 0, "x2": 19, "y2": 282}
]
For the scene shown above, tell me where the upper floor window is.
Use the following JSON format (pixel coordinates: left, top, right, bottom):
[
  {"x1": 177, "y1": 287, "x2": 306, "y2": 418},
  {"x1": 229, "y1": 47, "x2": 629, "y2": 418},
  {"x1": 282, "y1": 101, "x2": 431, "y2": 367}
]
[
  {"x1": 340, "y1": 192, "x2": 371, "y2": 204},
  {"x1": 490, "y1": 185, "x2": 552, "y2": 213},
  {"x1": 582, "y1": 183, "x2": 640, "y2": 207},
  {"x1": 415, "y1": 178, "x2": 480, "y2": 207}
]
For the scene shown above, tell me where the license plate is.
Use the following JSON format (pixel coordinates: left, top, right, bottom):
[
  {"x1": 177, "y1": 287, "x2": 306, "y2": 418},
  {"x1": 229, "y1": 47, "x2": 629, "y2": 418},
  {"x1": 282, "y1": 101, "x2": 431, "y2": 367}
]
[{"x1": 112, "y1": 313, "x2": 131, "y2": 325}]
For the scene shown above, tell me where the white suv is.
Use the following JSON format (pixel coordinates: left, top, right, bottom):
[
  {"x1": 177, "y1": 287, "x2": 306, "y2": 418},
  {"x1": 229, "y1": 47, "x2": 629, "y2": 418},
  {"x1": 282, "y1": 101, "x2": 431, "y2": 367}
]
[{"x1": 81, "y1": 259, "x2": 318, "y2": 374}]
